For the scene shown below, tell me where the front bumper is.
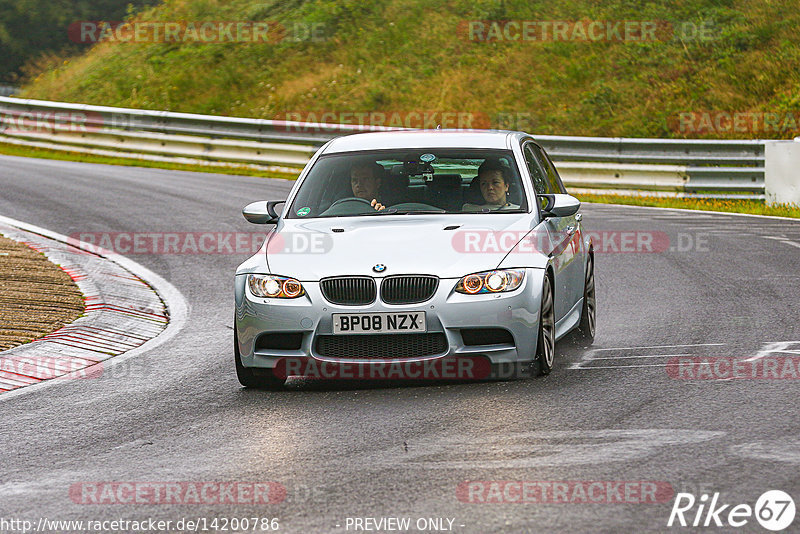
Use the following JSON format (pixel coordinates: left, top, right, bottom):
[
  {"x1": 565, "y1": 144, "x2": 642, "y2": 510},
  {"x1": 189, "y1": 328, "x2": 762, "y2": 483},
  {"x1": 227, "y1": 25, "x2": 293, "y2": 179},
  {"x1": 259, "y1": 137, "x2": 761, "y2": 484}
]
[{"x1": 235, "y1": 268, "x2": 544, "y2": 370}]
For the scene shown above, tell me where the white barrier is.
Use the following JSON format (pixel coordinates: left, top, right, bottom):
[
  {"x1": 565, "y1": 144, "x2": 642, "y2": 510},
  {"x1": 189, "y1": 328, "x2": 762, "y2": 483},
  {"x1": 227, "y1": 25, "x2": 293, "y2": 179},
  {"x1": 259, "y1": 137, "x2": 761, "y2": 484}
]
[{"x1": 765, "y1": 141, "x2": 800, "y2": 206}]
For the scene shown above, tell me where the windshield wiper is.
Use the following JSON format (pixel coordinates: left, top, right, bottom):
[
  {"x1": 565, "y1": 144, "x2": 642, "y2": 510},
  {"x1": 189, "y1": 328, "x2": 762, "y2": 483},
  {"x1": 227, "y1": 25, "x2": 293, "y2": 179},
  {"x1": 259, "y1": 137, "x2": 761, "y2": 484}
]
[
  {"x1": 378, "y1": 208, "x2": 446, "y2": 215},
  {"x1": 402, "y1": 210, "x2": 446, "y2": 214}
]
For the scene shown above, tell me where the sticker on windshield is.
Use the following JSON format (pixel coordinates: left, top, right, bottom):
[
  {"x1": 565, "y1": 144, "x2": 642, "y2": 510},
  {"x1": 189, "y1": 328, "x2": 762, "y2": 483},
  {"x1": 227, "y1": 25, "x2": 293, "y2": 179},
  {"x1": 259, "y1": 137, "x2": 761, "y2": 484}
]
[
  {"x1": 420, "y1": 153, "x2": 436, "y2": 162},
  {"x1": 297, "y1": 207, "x2": 311, "y2": 217}
]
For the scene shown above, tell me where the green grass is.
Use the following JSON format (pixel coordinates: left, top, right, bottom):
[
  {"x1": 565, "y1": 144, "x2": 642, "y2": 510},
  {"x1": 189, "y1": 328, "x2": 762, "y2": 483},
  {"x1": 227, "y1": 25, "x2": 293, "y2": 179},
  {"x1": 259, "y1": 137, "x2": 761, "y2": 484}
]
[
  {"x1": 16, "y1": 0, "x2": 800, "y2": 140},
  {"x1": 0, "y1": 140, "x2": 299, "y2": 180},
  {"x1": 577, "y1": 193, "x2": 800, "y2": 218}
]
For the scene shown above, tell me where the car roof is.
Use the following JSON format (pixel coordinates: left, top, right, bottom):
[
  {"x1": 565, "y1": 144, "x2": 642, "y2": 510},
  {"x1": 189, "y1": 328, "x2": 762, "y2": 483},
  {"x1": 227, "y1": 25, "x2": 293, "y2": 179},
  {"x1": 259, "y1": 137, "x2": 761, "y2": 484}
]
[{"x1": 320, "y1": 130, "x2": 530, "y2": 154}]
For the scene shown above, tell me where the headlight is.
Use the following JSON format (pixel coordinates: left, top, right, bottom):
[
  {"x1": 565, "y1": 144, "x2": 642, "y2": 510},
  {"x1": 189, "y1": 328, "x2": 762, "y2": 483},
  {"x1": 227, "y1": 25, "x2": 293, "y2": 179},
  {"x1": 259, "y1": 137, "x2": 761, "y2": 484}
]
[
  {"x1": 248, "y1": 274, "x2": 305, "y2": 298},
  {"x1": 455, "y1": 269, "x2": 524, "y2": 294}
]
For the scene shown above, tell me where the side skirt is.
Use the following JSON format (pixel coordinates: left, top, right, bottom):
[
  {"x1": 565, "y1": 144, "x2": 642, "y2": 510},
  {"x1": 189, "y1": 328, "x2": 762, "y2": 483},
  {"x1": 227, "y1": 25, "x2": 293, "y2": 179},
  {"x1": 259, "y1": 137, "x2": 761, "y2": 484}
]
[{"x1": 555, "y1": 297, "x2": 583, "y2": 341}]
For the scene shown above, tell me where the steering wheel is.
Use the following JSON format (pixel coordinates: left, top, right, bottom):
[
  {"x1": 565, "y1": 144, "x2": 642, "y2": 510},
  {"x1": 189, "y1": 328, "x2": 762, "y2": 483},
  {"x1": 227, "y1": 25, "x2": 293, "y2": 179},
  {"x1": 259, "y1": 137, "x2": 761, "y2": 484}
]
[{"x1": 329, "y1": 197, "x2": 374, "y2": 209}]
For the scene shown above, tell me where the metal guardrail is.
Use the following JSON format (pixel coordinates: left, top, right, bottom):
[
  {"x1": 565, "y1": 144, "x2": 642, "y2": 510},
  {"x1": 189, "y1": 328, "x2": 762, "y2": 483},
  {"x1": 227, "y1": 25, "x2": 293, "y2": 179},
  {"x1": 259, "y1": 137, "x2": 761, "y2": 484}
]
[
  {"x1": 536, "y1": 135, "x2": 765, "y2": 195},
  {"x1": 0, "y1": 96, "x2": 768, "y2": 198}
]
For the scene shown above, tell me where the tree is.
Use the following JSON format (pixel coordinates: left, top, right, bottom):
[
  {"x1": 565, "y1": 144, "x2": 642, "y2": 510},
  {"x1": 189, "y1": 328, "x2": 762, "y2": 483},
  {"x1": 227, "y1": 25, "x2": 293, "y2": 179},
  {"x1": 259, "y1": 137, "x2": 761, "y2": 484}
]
[{"x1": 0, "y1": 0, "x2": 159, "y2": 83}]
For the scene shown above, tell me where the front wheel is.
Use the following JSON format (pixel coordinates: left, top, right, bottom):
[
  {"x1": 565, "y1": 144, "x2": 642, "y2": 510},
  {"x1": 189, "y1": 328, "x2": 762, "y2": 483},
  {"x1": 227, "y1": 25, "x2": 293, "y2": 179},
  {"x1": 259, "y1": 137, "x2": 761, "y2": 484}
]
[
  {"x1": 535, "y1": 272, "x2": 556, "y2": 376},
  {"x1": 234, "y1": 327, "x2": 285, "y2": 390}
]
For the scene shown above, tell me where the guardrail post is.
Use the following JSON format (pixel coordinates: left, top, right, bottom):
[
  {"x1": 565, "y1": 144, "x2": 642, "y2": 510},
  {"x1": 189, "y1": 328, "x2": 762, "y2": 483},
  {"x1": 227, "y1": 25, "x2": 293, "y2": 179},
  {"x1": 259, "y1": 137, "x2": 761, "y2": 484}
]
[{"x1": 765, "y1": 140, "x2": 800, "y2": 206}]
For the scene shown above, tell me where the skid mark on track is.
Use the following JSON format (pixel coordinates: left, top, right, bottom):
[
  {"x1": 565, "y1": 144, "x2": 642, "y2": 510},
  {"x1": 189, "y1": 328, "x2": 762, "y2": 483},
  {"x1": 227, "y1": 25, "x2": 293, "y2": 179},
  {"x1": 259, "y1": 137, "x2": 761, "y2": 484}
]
[
  {"x1": 744, "y1": 341, "x2": 800, "y2": 362},
  {"x1": 591, "y1": 343, "x2": 725, "y2": 352},
  {"x1": 761, "y1": 235, "x2": 800, "y2": 248},
  {"x1": 731, "y1": 439, "x2": 800, "y2": 465},
  {"x1": 586, "y1": 353, "x2": 694, "y2": 361},
  {"x1": 569, "y1": 343, "x2": 727, "y2": 370},
  {"x1": 354, "y1": 430, "x2": 724, "y2": 469},
  {"x1": 570, "y1": 341, "x2": 800, "y2": 370}
]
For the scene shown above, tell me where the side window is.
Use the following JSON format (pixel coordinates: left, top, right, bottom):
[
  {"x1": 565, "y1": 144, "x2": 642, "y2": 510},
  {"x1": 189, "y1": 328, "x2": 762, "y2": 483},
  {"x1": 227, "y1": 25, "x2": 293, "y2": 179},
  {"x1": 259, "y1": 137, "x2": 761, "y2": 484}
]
[
  {"x1": 530, "y1": 144, "x2": 567, "y2": 194},
  {"x1": 523, "y1": 143, "x2": 550, "y2": 195},
  {"x1": 542, "y1": 151, "x2": 567, "y2": 193}
]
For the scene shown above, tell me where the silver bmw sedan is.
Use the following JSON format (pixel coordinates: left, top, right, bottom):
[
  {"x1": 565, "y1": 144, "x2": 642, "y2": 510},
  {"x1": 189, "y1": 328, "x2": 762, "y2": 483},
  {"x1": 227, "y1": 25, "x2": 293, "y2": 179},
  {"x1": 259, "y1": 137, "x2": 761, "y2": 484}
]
[{"x1": 234, "y1": 130, "x2": 595, "y2": 389}]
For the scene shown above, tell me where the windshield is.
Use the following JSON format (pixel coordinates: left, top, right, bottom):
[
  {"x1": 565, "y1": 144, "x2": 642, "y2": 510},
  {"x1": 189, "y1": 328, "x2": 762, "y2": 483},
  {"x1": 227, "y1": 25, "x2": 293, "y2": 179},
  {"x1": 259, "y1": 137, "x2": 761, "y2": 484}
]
[{"x1": 286, "y1": 149, "x2": 527, "y2": 218}]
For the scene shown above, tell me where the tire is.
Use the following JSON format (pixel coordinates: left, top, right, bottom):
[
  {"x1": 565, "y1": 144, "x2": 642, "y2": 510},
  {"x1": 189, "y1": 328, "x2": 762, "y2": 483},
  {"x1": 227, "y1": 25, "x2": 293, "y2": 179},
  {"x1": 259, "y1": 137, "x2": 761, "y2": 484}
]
[
  {"x1": 535, "y1": 272, "x2": 556, "y2": 376},
  {"x1": 234, "y1": 327, "x2": 285, "y2": 390},
  {"x1": 574, "y1": 254, "x2": 596, "y2": 344}
]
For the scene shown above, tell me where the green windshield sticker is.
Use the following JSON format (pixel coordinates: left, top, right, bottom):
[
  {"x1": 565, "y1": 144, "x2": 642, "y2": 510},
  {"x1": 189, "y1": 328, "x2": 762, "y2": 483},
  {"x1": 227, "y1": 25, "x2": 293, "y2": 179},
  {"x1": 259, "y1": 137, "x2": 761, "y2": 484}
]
[{"x1": 297, "y1": 207, "x2": 311, "y2": 217}]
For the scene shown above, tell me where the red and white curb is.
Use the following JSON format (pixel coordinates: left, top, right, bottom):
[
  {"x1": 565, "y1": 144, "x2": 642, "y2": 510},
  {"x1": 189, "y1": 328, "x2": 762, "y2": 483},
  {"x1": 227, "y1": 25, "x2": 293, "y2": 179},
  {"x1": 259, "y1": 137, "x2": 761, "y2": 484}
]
[{"x1": 0, "y1": 215, "x2": 188, "y2": 399}]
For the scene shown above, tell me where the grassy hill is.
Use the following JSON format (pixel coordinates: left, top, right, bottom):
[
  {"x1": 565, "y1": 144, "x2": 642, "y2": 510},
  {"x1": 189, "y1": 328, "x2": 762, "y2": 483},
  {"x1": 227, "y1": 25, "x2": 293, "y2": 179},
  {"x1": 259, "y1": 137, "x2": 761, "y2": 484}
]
[{"x1": 17, "y1": 0, "x2": 800, "y2": 139}]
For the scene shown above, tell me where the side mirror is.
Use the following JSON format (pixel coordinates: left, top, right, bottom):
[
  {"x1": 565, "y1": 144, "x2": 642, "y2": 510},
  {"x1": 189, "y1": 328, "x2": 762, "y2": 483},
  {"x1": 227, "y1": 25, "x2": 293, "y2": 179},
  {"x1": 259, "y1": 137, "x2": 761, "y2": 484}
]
[
  {"x1": 243, "y1": 200, "x2": 284, "y2": 224},
  {"x1": 540, "y1": 194, "x2": 581, "y2": 218}
]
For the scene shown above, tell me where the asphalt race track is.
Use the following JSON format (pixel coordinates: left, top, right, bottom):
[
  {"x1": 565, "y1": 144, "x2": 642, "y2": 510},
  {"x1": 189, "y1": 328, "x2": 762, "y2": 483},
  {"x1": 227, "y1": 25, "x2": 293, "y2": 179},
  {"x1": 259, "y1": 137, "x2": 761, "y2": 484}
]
[{"x1": 1, "y1": 154, "x2": 799, "y2": 533}]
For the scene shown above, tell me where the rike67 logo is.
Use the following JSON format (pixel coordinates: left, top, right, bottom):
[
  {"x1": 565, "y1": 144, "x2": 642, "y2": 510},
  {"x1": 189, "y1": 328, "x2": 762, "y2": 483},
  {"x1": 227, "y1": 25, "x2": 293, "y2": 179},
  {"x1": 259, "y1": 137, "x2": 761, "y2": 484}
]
[{"x1": 668, "y1": 490, "x2": 795, "y2": 531}]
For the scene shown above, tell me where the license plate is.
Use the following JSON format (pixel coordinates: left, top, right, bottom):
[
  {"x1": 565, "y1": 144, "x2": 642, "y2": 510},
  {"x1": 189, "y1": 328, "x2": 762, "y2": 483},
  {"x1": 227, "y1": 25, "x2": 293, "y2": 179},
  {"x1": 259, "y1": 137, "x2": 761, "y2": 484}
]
[{"x1": 332, "y1": 312, "x2": 426, "y2": 334}]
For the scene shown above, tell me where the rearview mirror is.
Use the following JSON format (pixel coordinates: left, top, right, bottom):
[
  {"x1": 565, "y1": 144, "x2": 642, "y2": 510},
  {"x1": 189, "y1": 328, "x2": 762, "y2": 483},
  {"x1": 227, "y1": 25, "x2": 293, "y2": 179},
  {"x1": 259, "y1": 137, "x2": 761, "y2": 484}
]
[
  {"x1": 540, "y1": 194, "x2": 581, "y2": 218},
  {"x1": 243, "y1": 200, "x2": 284, "y2": 224}
]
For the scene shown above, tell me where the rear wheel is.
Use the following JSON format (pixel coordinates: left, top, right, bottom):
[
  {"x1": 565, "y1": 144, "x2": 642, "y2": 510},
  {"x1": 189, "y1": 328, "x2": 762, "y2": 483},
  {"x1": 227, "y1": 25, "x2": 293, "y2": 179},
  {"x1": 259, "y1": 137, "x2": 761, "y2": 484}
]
[
  {"x1": 535, "y1": 272, "x2": 556, "y2": 376},
  {"x1": 234, "y1": 327, "x2": 285, "y2": 390},
  {"x1": 574, "y1": 254, "x2": 596, "y2": 344}
]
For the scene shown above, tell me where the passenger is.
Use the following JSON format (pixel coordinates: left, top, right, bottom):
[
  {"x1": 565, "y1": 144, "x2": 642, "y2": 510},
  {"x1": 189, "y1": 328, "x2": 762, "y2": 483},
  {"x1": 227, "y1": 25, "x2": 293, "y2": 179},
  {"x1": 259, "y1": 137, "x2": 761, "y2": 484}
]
[
  {"x1": 462, "y1": 159, "x2": 520, "y2": 212},
  {"x1": 350, "y1": 161, "x2": 386, "y2": 211}
]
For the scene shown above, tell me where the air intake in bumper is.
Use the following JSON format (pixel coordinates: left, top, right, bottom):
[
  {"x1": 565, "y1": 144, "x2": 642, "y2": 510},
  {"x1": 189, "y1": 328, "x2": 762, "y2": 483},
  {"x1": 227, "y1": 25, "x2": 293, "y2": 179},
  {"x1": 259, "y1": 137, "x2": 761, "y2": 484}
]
[
  {"x1": 255, "y1": 332, "x2": 303, "y2": 351},
  {"x1": 315, "y1": 333, "x2": 448, "y2": 359},
  {"x1": 460, "y1": 328, "x2": 515, "y2": 347}
]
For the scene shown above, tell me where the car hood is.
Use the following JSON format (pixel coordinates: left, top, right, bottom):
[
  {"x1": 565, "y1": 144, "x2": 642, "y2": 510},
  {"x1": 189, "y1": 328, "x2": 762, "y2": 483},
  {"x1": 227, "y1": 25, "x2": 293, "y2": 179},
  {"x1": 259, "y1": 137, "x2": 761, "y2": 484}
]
[{"x1": 264, "y1": 215, "x2": 542, "y2": 280}]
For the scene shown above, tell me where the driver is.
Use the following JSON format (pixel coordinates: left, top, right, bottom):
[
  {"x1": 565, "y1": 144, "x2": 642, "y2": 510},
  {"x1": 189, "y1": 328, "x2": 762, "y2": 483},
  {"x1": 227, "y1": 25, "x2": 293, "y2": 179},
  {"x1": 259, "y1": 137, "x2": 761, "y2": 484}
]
[{"x1": 350, "y1": 161, "x2": 386, "y2": 211}]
